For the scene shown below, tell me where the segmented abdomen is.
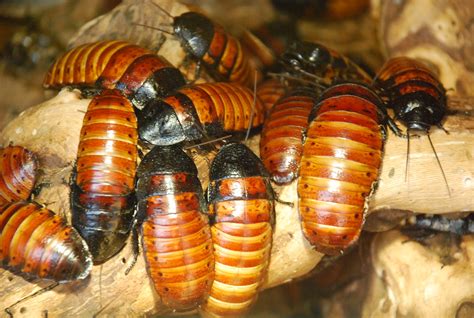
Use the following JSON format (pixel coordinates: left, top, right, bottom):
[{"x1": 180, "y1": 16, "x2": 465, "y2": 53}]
[
  {"x1": 43, "y1": 40, "x2": 185, "y2": 108},
  {"x1": 298, "y1": 83, "x2": 385, "y2": 255},
  {"x1": 0, "y1": 201, "x2": 92, "y2": 282},
  {"x1": 260, "y1": 89, "x2": 318, "y2": 184},
  {"x1": 256, "y1": 78, "x2": 287, "y2": 114},
  {"x1": 0, "y1": 146, "x2": 37, "y2": 209},
  {"x1": 71, "y1": 89, "x2": 138, "y2": 264},
  {"x1": 136, "y1": 146, "x2": 214, "y2": 311},
  {"x1": 202, "y1": 143, "x2": 273, "y2": 317}
]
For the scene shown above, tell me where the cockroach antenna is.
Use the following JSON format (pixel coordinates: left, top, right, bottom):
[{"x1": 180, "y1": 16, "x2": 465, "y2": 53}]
[
  {"x1": 427, "y1": 134, "x2": 451, "y2": 197},
  {"x1": 132, "y1": 23, "x2": 174, "y2": 36},
  {"x1": 149, "y1": 0, "x2": 174, "y2": 19},
  {"x1": 405, "y1": 128, "x2": 410, "y2": 183}
]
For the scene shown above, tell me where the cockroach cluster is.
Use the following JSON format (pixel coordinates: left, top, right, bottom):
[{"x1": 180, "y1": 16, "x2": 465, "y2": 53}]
[{"x1": 1, "y1": 0, "x2": 468, "y2": 317}]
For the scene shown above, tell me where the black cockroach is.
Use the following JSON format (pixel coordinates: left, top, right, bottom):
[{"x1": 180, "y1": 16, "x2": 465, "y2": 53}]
[
  {"x1": 201, "y1": 143, "x2": 274, "y2": 317},
  {"x1": 136, "y1": 3, "x2": 261, "y2": 87},
  {"x1": 43, "y1": 40, "x2": 186, "y2": 109},
  {"x1": 135, "y1": 145, "x2": 214, "y2": 311},
  {"x1": 374, "y1": 56, "x2": 450, "y2": 195},
  {"x1": 71, "y1": 89, "x2": 138, "y2": 264}
]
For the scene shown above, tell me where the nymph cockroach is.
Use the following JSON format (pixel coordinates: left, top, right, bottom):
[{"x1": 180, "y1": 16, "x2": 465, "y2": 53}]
[
  {"x1": 43, "y1": 40, "x2": 186, "y2": 109},
  {"x1": 0, "y1": 146, "x2": 38, "y2": 209},
  {"x1": 256, "y1": 78, "x2": 288, "y2": 114},
  {"x1": 138, "y1": 4, "x2": 261, "y2": 87},
  {"x1": 298, "y1": 82, "x2": 387, "y2": 255},
  {"x1": 260, "y1": 88, "x2": 319, "y2": 184},
  {"x1": 71, "y1": 89, "x2": 138, "y2": 264},
  {"x1": 201, "y1": 143, "x2": 274, "y2": 317},
  {"x1": 138, "y1": 82, "x2": 265, "y2": 146},
  {"x1": 0, "y1": 201, "x2": 92, "y2": 282},
  {"x1": 374, "y1": 56, "x2": 450, "y2": 194},
  {"x1": 135, "y1": 145, "x2": 214, "y2": 311},
  {"x1": 280, "y1": 40, "x2": 372, "y2": 86}
]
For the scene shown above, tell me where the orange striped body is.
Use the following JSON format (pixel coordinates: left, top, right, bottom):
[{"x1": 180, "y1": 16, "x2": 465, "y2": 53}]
[
  {"x1": 43, "y1": 40, "x2": 185, "y2": 109},
  {"x1": 138, "y1": 82, "x2": 265, "y2": 146},
  {"x1": 256, "y1": 78, "x2": 287, "y2": 114},
  {"x1": 298, "y1": 83, "x2": 385, "y2": 255},
  {"x1": 173, "y1": 12, "x2": 261, "y2": 87},
  {"x1": 202, "y1": 143, "x2": 274, "y2": 317},
  {"x1": 136, "y1": 146, "x2": 214, "y2": 311},
  {"x1": 260, "y1": 89, "x2": 318, "y2": 184},
  {"x1": 0, "y1": 201, "x2": 92, "y2": 282},
  {"x1": 0, "y1": 146, "x2": 37, "y2": 210},
  {"x1": 71, "y1": 89, "x2": 138, "y2": 264}
]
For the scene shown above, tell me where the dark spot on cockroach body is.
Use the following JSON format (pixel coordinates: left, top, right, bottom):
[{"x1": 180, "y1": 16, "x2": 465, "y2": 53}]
[
  {"x1": 342, "y1": 235, "x2": 348, "y2": 240},
  {"x1": 128, "y1": 134, "x2": 133, "y2": 138},
  {"x1": 355, "y1": 214, "x2": 360, "y2": 219},
  {"x1": 16, "y1": 189, "x2": 21, "y2": 194},
  {"x1": 154, "y1": 256, "x2": 159, "y2": 261},
  {"x1": 120, "y1": 102, "x2": 125, "y2": 106},
  {"x1": 366, "y1": 172, "x2": 371, "y2": 177},
  {"x1": 369, "y1": 152, "x2": 374, "y2": 157},
  {"x1": 311, "y1": 142, "x2": 315, "y2": 145},
  {"x1": 126, "y1": 117, "x2": 131, "y2": 122},
  {"x1": 88, "y1": 117, "x2": 91, "y2": 120},
  {"x1": 13, "y1": 154, "x2": 17, "y2": 159},
  {"x1": 158, "y1": 272, "x2": 163, "y2": 276},
  {"x1": 11, "y1": 256, "x2": 16, "y2": 260},
  {"x1": 303, "y1": 184, "x2": 308, "y2": 188},
  {"x1": 2, "y1": 153, "x2": 6, "y2": 157},
  {"x1": 164, "y1": 287, "x2": 169, "y2": 292},
  {"x1": 207, "y1": 262, "x2": 211, "y2": 268},
  {"x1": 305, "y1": 207, "x2": 310, "y2": 212},
  {"x1": 312, "y1": 230, "x2": 318, "y2": 236}
]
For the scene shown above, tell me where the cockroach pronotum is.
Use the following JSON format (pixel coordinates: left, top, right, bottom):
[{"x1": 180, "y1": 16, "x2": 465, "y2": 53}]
[
  {"x1": 280, "y1": 40, "x2": 372, "y2": 86},
  {"x1": 138, "y1": 82, "x2": 265, "y2": 146},
  {"x1": 0, "y1": 201, "x2": 92, "y2": 282},
  {"x1": 43, "y1": 40, "x2": 186, "y2": 109},
  {"x1": 0, "y1": 146, "x2": 38, "y2": 209},
  {"x1": 136, "y1": 4, "x2": 261, "y2": 87},
  {"x1": 298, "y1": 82, "x2": 387, "y2": 255},
  {"x1": 271, "y1": 0, "x2": 370, "y2": 20},
  {"x1": 135, "y1": 145, "x2": 214, "y2": 311},
  {"x1": 201, "y1": 143, "x2": 274, "y2": 317},
  {"x1": 71, "y1": 89, "x2": 138, "y2": 264},
  {"x1": 256, "y1": 78, "x2": 288, "y2": 114},
  {"x1": 374, "y1": 56, "x2": 450, "y2": 195},
  {"x1": 260, "y1": 88, "x2": 319, "y2": 185}
]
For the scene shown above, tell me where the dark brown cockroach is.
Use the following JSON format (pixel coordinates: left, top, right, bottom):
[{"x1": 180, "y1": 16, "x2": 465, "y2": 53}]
[
  {"x1": 135, "y1": 145, "x2": 214, "y2": 311},
  {"x1": 0, "y1": 146, "x2": 38, "y2": 209},
  {"x1": 298, "y1": 82, "x2": 387, "y2": 255},
  {"x1": 201, "y1": 143, "x2": 274, "y2": 317},
  {"x1": 280, "y1": 40, "x2": 372, "y2": 87},
  {"x1": 374, "y1": 56, "x2": 450, "y2": 194},
  {"x1": 260, "y1": 88, "x2": 319, "y2": 184},
  {"x1": 0, "y1": 201, "x2": 92, "y2": 282},
  {"x1": 71, "y1": 89, "x2": 138, "y2": 264},
  {"x1": 138, "y1": 82, "x2": 265, "y2": 146},
  {"x1": 271, "y1": 0, "x2": 370, "y2": 20},
  {"x1": 256, "y1": 78, "x2": 288, "y2": 114},
  {"x1": 43, "y1": 40, "x2": 185, "y2": 109},
  {"x1": 138, "y1": 5, "x2": 261, "y2": 87},
  {"x1": 402, "y1": 213, "x2": 474, "y2": 236}
]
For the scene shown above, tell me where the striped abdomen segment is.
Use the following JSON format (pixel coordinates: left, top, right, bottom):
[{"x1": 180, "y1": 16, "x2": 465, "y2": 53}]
[
  {"x1": 260, "y1": 90, "x2": 318, "y2": 184},
  {"x1": 0, "y1": 201, "x2": 92, "y2": 282},
  {"x1": 0, "y1": 146, "x2": 37, "y2": 209},
  {"x1": 298, "y1": 83, "x2": 385, "y2": 255},
  {"x1": 71, "y1": 89, "x2": 138, "y2": 264},
  {"x1": 173, "y1": 12, "x2": 261, "y2": 87},
  {"x1": 256, "y1": 78, "x2": 287, "y2": 114},
  {"x1": 136, "y1": 146, "x2": 214, "y2": 311},
  {"x1": 43, "y1": 40, "x2": 185, "y2": 109},
  {"x1": 138, "y1": 82, "x2": 265, "y2": 146},
  {"x1": 202, "y1": 143, "x2": 274, "y2": 317}
]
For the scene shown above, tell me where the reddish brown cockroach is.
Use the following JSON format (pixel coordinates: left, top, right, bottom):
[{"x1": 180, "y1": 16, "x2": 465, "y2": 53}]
[
  {"x1": 201, "y1": 143, "x2": 274, "y2": 317},
  {"x1": 0, "y1": 146, "x2": 38, "y2": 210},
  {"x1": 71, "y1": 89, "x2": 138, "y2": 264},
  {"x1": 256, "y1": 78, "x2": 288, "y2": 114},
  {"x1": 260, "y1": 88, "x2": 319, "y2": 184},
  {"x1": 135, "y1": 145, "x2": 214, "y2": 311},
  {"x1": 298, "y1": 82, "x2": 387, "y2": 255},
  {"x1": 138, "y1": 82, "x2": 265, "y2": 146},
  {"x1": 43, "y1": 40, "x2": 185, "y2": 109}
]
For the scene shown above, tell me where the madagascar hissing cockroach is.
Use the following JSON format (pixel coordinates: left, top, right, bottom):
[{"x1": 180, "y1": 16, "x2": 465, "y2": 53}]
[
  {"x1": 0, "y1": 146, "x2": 38, "y2": 209},
  {"x1": 0, "y1": 201, "x2": 92, "y2": 282},
  {"x1": 138, "y1": 82, "x2": 265, "y2": 146},
  {"x1": 374, "y1": 56, "x2": 450, "y2": 194},
  {"x1": 298, "y1": 82, "x2": 387, "y2": 255},
  {"x1": 201, "y1": 143, "x2": 274, "y2": 317},
  {"x1": 271, "y1": 0, "x2": 370, "y2": 20},
  {"x1": 280, "y1": 40, "x2": 372, "y2": 86},
  {"x1": 260, "y1": 88, "x2": 319, "y2": 184},
  {"x1": 137, "y1": 4, "x2": 261, "y2": 87},
  {"x1": 71, "y1": 89, "x2": 138, "y2": 264},
  {"x1": 135, "y1": 145, "x2": 214, "y2": 311},
  {"x1": 43, "y1": 40, "x2": 186, "y2": 109},
  {"x1": 256, "y1": 78, "x2": 288, "y2": 114}
]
